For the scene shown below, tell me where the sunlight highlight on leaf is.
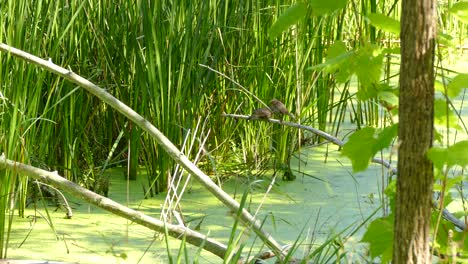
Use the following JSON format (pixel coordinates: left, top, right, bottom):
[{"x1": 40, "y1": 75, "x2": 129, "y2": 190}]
[
  {"x1": 367, "y1": 13, "x2": 400, "y2": 35},
  {"x1": 449, "y1": 2, "x2": 468, "y2": 24},
  {"x1": 447, "y1": 74, "x2": 468, "y2": 98}
]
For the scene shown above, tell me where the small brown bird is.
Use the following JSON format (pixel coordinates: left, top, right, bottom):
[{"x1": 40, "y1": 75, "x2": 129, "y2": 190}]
[
  {"x1": 248, "y1": 107, "x2": 273, "y2": 120},
  {"x1": 270, "y1": 99, "x2": 295, "y2": 120}
]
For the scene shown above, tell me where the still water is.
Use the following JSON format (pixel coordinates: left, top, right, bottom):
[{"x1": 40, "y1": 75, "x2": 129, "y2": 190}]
[{"x1": 8, "y1": 145, "x2": 386, "y2": 263}]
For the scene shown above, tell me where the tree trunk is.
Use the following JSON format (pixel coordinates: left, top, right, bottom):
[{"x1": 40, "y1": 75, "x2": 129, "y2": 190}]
[{"x1": 393, "y1": 0, "x2": 436, "y2": 262}]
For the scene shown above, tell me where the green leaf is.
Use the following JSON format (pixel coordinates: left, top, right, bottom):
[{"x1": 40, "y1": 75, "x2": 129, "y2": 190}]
[
  {"x1": 433, "y1": 167, "x2": 444, "y2": 181},
  {"x1": 447, "y1": 141, "x2": 468, "y2": 168},
  {"x1": 428, "y1": 140, "x2": 468, "y2": 169},
  {"x1": 269, "y1": 2, "x2": 308, "y2": 39},
  {"x1": 443, "y1": 192, "x2": 454, "y2": 208},
  {"x1": 334, "y1": 59, "x2": 354, "y2": 83},
  {"x1": 433, "y1": 129, "x2": 444, "y2": 144},
  {"x1": 430, "y1": 213, "x2": 450, "y2": 249},
  {"x1": 384, "y1": 180, "x2": 396, "y2": 211},
  {"x1": 447, "y1": 74, "x2": 468, "y2": 98},
  {"x1": 445, "y1": 175, "x2": 464, "y2": 192},
  {"x1": 438, "y1": 32, "x2": 456, "y2": 48},
  {"x1": 382, "y1": 47, "x2": 400, "y2": 54},
  {"x1": 378, "y1": 91, "x2": 398, "y2": 106},
  {"x1": 361, "y1": 216, "x2": 394, "y2": 263},
  {"x1": 326, "y1": 40, "x2": 348, "y2": 60},
  {"x1": 308, "y1": 41, "x2": 356, "y2": 83},
  {"x1": 367, "y1": 13, "x2": 400, "y2": 35},
  {"x1": 308, "y1": 41, "x2": 352, "y2": 71},
  {"x1": 309, "y1": 0, "x2": 347, "y2": 16},
  {"x1": 355, "y1": 46, "x2": 383, "y2": 85},
  {"x1": 308, "y1": 52, "x2": 354, "y2": 72},
  {"x1": 434, "y1": 80, "x2": 445, "y2": 94},
  {"x1": 452, "y1": 224, "x2": 468, "y2": 250},
  {"x1": 354, "y1": 46, "x2": 384, "y2": 99},
  {"x1": 427, "y1": 147, "x2": 448, "y2": 170},
  {"x1": 449, "y1": 2, "x2": 468, "y2": 24},
  {"x1": 433, "y1": 173, "x2": 463, "y2": 194},
  {"x1": 434, "y1": 99, "x2": 462, "y2": 131},
  {"x1": 311, "y1": 44, "x2": 384, "y2": 91},
  {"x1": 374, "y1": 124, "x2": 398, "y2": 152},
  {"x1": 342, "y1": 125, "x2": 398, "y2": 172},
  {"x1": 341, "y1": 127, "x2": 377, "y2": 172},
  {"x1": 309, "y1": 0, "x2": 348, "y2": 16}
]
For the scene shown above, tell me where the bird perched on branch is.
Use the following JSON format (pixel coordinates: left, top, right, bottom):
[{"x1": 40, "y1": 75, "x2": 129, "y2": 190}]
[
  {"x1": 248, "y1": 107, "x2": 272, "y2": 120},
  {"x1": 269, "y1": 99, "x2": 295, "y2": 121}
]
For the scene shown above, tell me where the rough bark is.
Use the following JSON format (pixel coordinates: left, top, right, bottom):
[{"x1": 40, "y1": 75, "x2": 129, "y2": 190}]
[{"x1": 394, "y1": 0, "x2": 436, "y2": 262}]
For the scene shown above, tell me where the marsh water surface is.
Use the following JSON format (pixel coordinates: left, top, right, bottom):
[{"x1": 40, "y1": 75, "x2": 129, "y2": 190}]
[{"x1": 8, "y1": 145, "x2": 387, "y2": 263}]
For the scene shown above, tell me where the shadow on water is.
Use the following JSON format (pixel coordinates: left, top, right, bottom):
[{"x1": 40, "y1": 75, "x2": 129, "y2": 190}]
[{"x1": 8, "y1": 145, "x2": 385, "y2": 263}]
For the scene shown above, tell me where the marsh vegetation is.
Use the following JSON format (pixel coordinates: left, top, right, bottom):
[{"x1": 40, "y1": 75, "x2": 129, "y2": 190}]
[{"x1": 1, "y1": 0, "x2": 468, "y2": 263}]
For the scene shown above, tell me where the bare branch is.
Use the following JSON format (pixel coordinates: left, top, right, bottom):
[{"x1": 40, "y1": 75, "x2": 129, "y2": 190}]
[{"x1": 0, "y1": 43, "x2": 286, "y2": 259}]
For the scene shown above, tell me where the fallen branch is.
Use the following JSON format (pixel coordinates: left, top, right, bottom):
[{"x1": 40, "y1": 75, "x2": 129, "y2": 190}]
[
  {"x1": 222, "y1": 113, "x2": 396, "y2": 175},
  {"x1": 0, "y1": 43, "x2": 285, "y2": 259},
  {"x1": 1, "y1": 155, "x2": 230, "y2": 258},
  {"x1": 223, "y1": 113, "x2": 466, "y2": 230}
]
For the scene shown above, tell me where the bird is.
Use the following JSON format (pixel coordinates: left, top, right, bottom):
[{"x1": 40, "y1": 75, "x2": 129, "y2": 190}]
[
  {"x1": 269, "y1": 99, "x2": 295, "y2": 121},
  {"x1": 248, "y1": 107, "x2": 273, "y2": 120}
]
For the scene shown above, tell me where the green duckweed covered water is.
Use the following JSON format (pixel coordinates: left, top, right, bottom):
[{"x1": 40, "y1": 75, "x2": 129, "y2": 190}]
[{"x1": 7, "y1": 145, "x2": 384, "y2": 263}]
